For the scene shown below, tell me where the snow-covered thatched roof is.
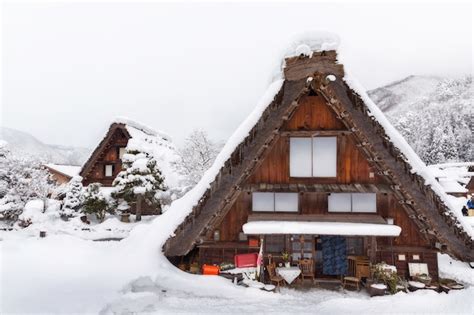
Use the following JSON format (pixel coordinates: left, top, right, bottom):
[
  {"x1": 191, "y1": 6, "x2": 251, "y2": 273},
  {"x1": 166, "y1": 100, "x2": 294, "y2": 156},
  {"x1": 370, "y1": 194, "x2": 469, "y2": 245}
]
[
  {"x1": 44, "y1": 164, "x2": 81, "y2": 179},
  {"x1": 133, "y1": 32, "x2": 473, "y2": 262},
  {"x1": 80, "y1": 118, "x2": 184, "y2": 190}
]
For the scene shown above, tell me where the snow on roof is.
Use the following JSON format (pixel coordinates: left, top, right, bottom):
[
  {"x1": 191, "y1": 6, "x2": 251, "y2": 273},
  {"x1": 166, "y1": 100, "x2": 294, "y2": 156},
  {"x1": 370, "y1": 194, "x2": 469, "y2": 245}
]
[
  {"x1": 115, "y1": 119, "x2": 183, "y2": 189},
  {"x1": 282, "y1": 31, "x2": 340, "y2": 59},
  {"x1": 243, "y1": 221, "x2": 402, "y2": 237},
  {"x1": 113, "y1": 116, "x2": 172, "y2": 142},
  {"x1": 125, "y1": 126, "x2": 184, "y2": 190},
  {"x1": 427, "y1": 163, "x2": 472, "y2": 193},
  {"x1": 438, "y1": 179, "x2": 468, "y2": 194},
  {"x1": 45, "y1": 164, "x2": 81, "y2": 178}
]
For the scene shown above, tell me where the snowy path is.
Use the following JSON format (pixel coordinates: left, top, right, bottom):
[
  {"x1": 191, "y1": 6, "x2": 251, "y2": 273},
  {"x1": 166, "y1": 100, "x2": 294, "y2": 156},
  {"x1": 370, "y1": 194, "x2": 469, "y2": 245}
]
[
  {"x1": 1, "y1": 235, "x2": 474, "y2": 314},
  {"x1": 102, "y1": 285, "x2": 474, "y2": 314}
]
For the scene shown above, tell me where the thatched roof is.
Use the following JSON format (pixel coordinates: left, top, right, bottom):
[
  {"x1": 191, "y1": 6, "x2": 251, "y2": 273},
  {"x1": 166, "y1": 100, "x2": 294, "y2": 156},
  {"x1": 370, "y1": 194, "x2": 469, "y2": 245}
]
[{"x1": 162, "y1": 46, "x2": 473, "y2": 261}]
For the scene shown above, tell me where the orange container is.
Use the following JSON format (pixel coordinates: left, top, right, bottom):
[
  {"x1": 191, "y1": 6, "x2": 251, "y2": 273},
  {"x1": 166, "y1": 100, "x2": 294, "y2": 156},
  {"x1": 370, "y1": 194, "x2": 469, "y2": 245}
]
[
  {"x1": 202, "y1": 264, "x2": 220, "y2": 275},
  {"x1": 248, "y1": 238, "x2": 259, "y2": 247}
]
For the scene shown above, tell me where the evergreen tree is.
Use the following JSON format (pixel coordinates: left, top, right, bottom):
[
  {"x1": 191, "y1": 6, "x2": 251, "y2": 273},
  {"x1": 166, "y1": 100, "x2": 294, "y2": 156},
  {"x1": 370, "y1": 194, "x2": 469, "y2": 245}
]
[
  {"x1": 112, "y1": 148, "x2": 166, "y2": 221},
  {"x1": 82, "y1": 183, "x2": 112, "y2": 222},
  {"x1": 60, "y1": 176, "x2": 84, "y2": 219}
]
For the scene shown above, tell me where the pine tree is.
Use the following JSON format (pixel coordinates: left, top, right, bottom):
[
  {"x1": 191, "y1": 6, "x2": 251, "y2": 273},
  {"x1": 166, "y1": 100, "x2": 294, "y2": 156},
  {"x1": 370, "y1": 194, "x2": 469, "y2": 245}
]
[
  {"x1": 60, "y1": 176, "x2": 84, "y2": 219},
  {"x1": 82, "y1": 183, "x2": 112, "y2": 222},
  {"x1": 112, "y1": 148, "x2": 167, "y2": 221}
]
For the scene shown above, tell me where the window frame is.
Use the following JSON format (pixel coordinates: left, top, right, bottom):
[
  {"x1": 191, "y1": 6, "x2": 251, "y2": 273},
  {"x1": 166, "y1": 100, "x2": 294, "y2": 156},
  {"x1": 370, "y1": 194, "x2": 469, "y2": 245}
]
[
  {"x1": 118, "y1": 147, "x2": 126, "y2": 160},
  {"x1": 289, "y1": 136, "x2": 338, "y2": 179},
  {"x1": 251, "y1": 192, "x2": 299, "y2": 213},
  {"x1": 104, "y1": 164, "x2": 114, "y2": 177},
  {"x1": 327, "y1": 193, "x2": 377, "y2": 214}
]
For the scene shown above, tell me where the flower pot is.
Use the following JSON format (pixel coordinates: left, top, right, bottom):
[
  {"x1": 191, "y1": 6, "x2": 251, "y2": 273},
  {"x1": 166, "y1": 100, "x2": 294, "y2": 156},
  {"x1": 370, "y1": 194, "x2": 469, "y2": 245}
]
[
  {"x1": 285, "y1": 262, "x2": 291, "y2": 268},
  {"x1": 121, "y1": 213, "x2": 130, "y2": 223},
  {"x1": 369, "y1": 283, "x2": 387, "y2": 297}
]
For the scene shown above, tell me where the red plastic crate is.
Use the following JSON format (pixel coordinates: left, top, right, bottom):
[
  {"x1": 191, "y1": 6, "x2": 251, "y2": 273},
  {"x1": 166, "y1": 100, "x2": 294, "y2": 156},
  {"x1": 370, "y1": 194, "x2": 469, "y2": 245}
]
[{"x1": 234, "y1": 253, "x2": 258, "y2": 268}]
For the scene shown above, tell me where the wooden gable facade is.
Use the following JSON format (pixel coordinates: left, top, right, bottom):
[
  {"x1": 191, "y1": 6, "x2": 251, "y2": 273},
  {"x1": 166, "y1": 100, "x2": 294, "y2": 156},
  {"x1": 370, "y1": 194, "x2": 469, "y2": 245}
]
[
  {"x1": 163, "y1": 51, "x2": 474, "y2": 281},
  {"x1": 80, "y1": 123, "x2": 129, "y2": 187}
]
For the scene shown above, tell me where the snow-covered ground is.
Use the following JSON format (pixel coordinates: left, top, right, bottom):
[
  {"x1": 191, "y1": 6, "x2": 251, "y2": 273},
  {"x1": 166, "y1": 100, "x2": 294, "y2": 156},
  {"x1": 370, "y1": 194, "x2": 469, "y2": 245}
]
[
  {"x1": 1, "y1": 231, "x2": 473, "y2": 314},
  {"x1": 0, "y1": 198, "x2": 157, "y2": 241}
]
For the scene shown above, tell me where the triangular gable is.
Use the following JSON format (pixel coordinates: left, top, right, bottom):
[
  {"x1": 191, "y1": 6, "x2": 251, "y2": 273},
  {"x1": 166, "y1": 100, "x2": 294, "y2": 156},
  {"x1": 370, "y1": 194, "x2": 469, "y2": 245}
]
[
  {"x1": 164, "y1": 50, "x2": 473, "y2": 262},
  {"x1": 79, "y1": 123, "x2": 130, "y2": 182}
]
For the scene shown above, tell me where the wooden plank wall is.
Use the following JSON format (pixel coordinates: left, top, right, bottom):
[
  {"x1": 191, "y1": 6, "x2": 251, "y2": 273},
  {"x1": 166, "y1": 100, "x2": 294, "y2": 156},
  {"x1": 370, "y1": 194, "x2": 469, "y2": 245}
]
[
  {"x1": 377, "y1": 194, "x2": 430, "y2": 247},
  {"x1": 284, "y1": 95, "x2": 345, "y2": 130},
  {"x1": 82, "y1": 128, "x2": 128, "y2": 186},
  {"x1": 247, "y1": 95, "x2": 384, "y2": 185},
  {"x1": 217, "y1": 192, "x2": 430, "y2": 248},
  {"x1": 247, "y1": 135, "x2": 382, "y2": 184},
  {"x1": 377, "y1": 250, "x2": 438, "y2": 280}
]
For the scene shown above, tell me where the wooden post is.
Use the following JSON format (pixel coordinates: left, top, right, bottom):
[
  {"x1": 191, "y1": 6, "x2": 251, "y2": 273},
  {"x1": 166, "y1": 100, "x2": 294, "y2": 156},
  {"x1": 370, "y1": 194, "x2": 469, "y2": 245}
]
[
  {"x1": 369, "y1": 236, "x2": 377, "y2": 263},
  {"x1": 136, "y1": 195, "x2": 142, "y2": 222}
]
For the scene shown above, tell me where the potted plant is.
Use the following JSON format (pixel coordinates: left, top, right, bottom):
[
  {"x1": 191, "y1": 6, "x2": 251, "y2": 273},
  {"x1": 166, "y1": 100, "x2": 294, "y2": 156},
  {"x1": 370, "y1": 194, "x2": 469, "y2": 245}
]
[
  {"x1": 370, "y1": 262, "x2": 401, "y2": 296},
  {"x1": 281, "y1": 251, "x2": 291, "y2": 267}
]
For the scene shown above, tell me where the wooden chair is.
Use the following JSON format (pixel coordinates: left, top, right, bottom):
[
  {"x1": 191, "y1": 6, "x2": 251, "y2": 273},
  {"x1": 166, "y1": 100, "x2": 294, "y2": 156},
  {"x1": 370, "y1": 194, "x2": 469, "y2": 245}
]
[
  {"x1": 343, "y1": 256, "x2": 370, "y2": 291},
  {"x1": 298, "y1": 259, "x2": 315, "y2": 283},
  {"x1": 267, "y1": 263, "x2": 284, "y2": 291}
]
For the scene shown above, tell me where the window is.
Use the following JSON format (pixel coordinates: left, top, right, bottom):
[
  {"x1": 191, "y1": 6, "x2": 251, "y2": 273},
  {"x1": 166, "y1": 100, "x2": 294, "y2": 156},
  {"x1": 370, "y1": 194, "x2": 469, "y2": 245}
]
[
  {"x1": 290, "y1": 137, "x2": 337, "y2": 177},
  {"x1": 346, "y1": 237, "x2": 365, "y2": 255},
  {"x1": 275, "y1": 193, "x2": 299, "y2": 212},
  {"x1": 352, "y1": 193, "x2": 377, "y2": 213},
  {"x1": 313, "y1": 137, "x2": 337, "y2": 177},
  {"x1": 252, "y1": 192, "x2": 298, "y2": 212},
  {"x1": 328, "y1": 193, "x2": 352, "y2": 212},
  {"x1": 289, "y1": 138, "x2": 312, "y2": 177},
  {"x1": 328, "y1": 193, "x2": 377, "y2": 213},
  {"x1": 118, "y1": 147, "x2": 126, "y2": 159},
  {"x1": 264, "y1": 235, "x2": 285, "y2": 254},
  {"x1": 252, "y1": 192, "x2": 274, "y2": 212},
  {"x1": 104, "y1": 164, "x2": 114, "y2": 177}
]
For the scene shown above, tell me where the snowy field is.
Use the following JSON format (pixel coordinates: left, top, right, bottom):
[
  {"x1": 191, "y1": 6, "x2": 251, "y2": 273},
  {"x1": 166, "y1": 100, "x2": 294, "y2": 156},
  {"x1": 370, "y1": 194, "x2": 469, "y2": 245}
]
[{"x1": 1, "y1": 232, "x2": 473, "y2": 314}]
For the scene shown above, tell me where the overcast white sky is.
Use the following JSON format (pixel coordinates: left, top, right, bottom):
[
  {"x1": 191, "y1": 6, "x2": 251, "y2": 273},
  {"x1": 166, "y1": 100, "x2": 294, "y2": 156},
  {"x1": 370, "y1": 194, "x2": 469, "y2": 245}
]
[{"x1": 1, "y1": 1, "x2": 472, "y2": 148}]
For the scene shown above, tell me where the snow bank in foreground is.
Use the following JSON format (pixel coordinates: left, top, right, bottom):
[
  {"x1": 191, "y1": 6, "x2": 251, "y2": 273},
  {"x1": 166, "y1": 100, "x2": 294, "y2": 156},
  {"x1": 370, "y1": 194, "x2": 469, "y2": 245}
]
[
  {"x1": 3, "y1": 233, "x2": 473, "y2": 314},
  {"x1": 102, "y1": 278, "x2": 474, "y2": 314}
]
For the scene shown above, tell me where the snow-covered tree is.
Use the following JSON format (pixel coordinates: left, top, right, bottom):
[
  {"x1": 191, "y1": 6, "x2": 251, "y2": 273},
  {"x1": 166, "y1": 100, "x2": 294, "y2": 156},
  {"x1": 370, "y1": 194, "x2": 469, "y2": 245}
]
[
  {"x1": 112, "y1": 148, "x2": 167, "y2": 221},
  {"x1": 82, "y1": 183, "x2": 112, "y2": 222},
  {"x1": 177, "y1": 129, "x2": 221, "y2": 186},
  {"x1": 0, "y1": 142, "x2": 55, "y2": 222},
  {"x1": 59, "y1": 176, "x2": 84, "y2": 219},
  {"x1": 392, "y1": 76, "x2": 473, "y2": 164}
]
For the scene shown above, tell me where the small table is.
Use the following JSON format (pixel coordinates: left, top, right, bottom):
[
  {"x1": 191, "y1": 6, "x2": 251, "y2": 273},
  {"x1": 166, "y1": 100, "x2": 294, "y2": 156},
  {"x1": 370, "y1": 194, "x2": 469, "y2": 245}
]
[{"x1": 276, "y1": 266, "x2": 301, "y2": 284}]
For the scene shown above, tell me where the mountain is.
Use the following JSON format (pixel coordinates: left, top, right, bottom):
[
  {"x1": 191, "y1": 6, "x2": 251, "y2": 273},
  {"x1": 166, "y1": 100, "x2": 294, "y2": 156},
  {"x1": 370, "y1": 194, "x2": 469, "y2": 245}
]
[
  {"x1": 1, "y1": 75, "x2": 471, "y2": 166},
  {"x1": 0, "y1": 127, "x2": 91, "y2": 165},
  {"x1": 368, "y1": 75, "x2": 444, "y2": 113},
  {"x1": 369, "y1": 75, "x2": 473, "y2": 164}
]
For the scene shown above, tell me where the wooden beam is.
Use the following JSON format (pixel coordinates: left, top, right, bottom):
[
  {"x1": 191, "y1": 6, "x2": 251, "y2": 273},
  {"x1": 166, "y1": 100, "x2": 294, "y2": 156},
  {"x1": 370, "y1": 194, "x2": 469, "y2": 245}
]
[
  {"x1": 243, "y1": 183, "x2": 392, "y2": 193},
  {"x1": 280, "y1": 130, "x2": 352, "y2": 137}
]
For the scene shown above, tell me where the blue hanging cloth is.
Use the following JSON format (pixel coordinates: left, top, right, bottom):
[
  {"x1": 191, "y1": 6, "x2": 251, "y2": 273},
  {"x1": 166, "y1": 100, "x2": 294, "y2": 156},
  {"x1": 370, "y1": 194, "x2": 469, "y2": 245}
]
[{"x1": 321, "y1": 236, "x2": 347, "y2": 275}]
